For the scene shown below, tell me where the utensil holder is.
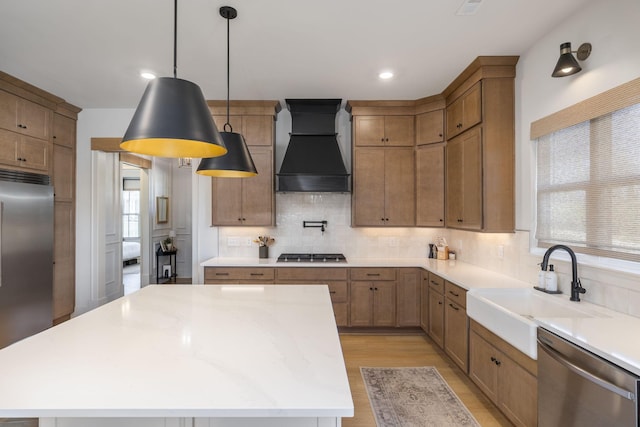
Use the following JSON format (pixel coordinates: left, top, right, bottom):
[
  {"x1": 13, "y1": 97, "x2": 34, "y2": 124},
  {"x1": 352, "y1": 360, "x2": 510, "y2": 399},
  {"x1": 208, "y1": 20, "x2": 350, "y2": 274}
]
[{"x1": 259, "y1": 246, "x2": 269, "y2": 259}]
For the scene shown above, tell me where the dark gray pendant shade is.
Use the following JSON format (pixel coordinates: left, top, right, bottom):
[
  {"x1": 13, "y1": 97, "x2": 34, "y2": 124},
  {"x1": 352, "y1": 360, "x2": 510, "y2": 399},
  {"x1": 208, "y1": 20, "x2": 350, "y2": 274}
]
[
  {"x1": 196, "y1": 132, "x2": 257, "y2": 177},
  {"x1": 120, "y1": 77, "x2": 227, "y2": 158}
]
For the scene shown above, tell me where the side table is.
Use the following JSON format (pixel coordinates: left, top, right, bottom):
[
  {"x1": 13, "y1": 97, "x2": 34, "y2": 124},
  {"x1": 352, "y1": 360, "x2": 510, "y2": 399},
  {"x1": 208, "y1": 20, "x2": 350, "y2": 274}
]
[{"x1": 156, "y1": 247, "x2": 177, "y2": 283}]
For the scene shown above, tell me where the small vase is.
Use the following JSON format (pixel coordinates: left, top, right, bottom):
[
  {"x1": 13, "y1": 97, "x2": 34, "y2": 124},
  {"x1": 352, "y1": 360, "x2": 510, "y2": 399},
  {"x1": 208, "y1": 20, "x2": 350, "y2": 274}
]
[{"x1": 259, "y1": 246, "x2": 269, "y2": 259}]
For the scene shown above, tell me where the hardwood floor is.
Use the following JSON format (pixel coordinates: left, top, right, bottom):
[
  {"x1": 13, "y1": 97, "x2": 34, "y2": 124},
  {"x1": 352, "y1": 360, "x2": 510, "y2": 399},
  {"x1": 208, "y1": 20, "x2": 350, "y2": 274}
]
[{"x1": 339, "y1": 333, "x2": 513, "y2": 427}]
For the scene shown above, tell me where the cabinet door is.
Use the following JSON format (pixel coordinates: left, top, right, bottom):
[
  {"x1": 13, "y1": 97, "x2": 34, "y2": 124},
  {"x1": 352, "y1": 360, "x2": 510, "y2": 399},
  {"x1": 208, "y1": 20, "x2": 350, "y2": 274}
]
[
  {"x1": 52, "y1": 113, "x2": 76, "y2": 148},
  {"x1": 384, "y1": 148, "x2": 415, "y2": 226},
  {"x1": 416, "y1": 110, "x2": 444, "y2": 145},
  {"x1": 396, "y1": 268, "x2": 420, "y2": 327},
  {"x1": 420, "y1": 271, "x2": 429, "y2": 332},
  {"x1": 19, "y1": 135, "x2": 48, "y2": 172},
  {"x1": 353, "y1": 148, "x2": 385, "y2": 225},
  {"x1": 444, "y1": 300, "x2": 469, "y2": 372},
  {"x1": 384, "y1": 116, "x2": 414, "y2": 146},
  {"x1": 211, "y1": 176, "x2": 243, "y2": 225},
  {"x1": 354, "y1": 116, "x2": 385, "y2": 146},
  {"x1": 53, "y1": 201, "x2": 75, "y2": 320},
  {"x1": 446, "y1": 96, "x2": 464, "y2": 139},
  {"x1": 446, "y1": 134, "x2": 463, "y2": 226},
  {"x1": 19, "y1": 98, "x2": 50, "y2": 141},
  {"x1": 498, "y1": 358, "x2": 538, "y2": 427},
  {"x1": 0, "y1": 128, "x2": 19, "y2": 167},
  {"x1": 461, "y1": 127, "x2": 482, "y2": 229},
  {"x1": 446, "y1": 82, "x2": 482, "y2": 139},
  {"x1": 416, "y1": 144, "x2": 445, "y2": 227},
  {"x1": 350, "y1": 282, "x2": 374, "y2": 326},
  {"x1": 469, "y1": 329, "x2": 499, "y2": 403},
  {"x1": 241, "y1": 147, "x2": 274, "y2": 226},
  {"x1": 53, "y1": 144, "x2": 74, "y2": 201},
  {"x1": 242, "y1": 116, "x2": 273, "y2": 146},
  {"x1": 428, "y1": 291, "x2": 444, "y2": 348},
  {"x1": 0, "y1": 90, "x2": 19, "y2": 132},
  {"x1": 372, "y1": 281, "x2": 396, "y2": 326}
]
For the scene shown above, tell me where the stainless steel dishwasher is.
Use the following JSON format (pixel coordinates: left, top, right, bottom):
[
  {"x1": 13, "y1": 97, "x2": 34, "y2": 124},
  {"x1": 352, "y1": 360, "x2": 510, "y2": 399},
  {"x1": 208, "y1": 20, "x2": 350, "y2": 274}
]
[{"x1": 537, "y1": 328, "x2": 639, "y2": 426}]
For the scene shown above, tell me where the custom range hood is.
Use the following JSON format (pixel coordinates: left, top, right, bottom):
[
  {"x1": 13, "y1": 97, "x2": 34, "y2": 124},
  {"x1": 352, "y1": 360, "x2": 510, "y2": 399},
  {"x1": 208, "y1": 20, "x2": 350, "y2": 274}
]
[{"x1": 277, "y1": 99, "x2": 350, "y2": 192}]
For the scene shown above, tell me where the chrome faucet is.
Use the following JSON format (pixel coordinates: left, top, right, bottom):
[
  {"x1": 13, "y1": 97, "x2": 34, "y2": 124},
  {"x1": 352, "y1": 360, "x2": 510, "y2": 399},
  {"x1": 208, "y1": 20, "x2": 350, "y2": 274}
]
[{"x1": 541, "y1": 245, "x2": 586, "y2": 302}]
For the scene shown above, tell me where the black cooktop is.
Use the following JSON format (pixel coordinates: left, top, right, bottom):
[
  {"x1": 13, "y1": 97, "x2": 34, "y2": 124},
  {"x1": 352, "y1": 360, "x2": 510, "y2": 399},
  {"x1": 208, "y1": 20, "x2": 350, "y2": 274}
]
[{"x1": 277, "y1": 253, "x2": 347, "y2": 263}]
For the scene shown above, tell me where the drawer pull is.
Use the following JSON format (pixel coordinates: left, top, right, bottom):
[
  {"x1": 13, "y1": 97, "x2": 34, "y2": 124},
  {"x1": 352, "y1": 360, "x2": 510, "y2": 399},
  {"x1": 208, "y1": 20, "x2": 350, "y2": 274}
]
[
  {"x1": 330, "y1": 291, "x2": 336, "y2": 294},
  {"x1": 367, "y1": 273, "x2": 381, "y2": 277},
  {"x1": 250, "y1": 273, "x2": 264, "y2": 276},
  {"x1": 449, "y1": 303, "x2": 459, "y2": 311},
  {"x1": 215, "y1": 273, "x2": 229, "y2": 276},
  {"x1": 449, "y1": 290, "x2": 459, "y2": 297},
  {"x1": 430, "y1": 280, "x2": 440, "y2": 286}
]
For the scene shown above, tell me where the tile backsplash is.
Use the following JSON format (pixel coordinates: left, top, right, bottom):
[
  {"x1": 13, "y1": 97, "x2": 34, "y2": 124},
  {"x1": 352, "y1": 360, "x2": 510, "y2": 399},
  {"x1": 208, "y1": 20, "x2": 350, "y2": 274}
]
[{"x1": 216, "y1": 193, "x2": 640, "y2": 317}]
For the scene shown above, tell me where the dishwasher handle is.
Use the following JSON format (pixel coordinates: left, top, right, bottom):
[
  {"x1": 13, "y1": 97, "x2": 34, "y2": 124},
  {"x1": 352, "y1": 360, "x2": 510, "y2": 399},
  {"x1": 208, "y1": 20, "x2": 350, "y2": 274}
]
[{"x1": 538, "y1": 338, "x2": 637, "y2": 402}]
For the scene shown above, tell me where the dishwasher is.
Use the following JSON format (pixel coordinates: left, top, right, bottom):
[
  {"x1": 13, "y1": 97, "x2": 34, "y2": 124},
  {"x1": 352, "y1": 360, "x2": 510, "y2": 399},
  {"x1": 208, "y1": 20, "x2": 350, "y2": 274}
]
[{"x1": 537, "y1": 328, "x2": 639, "y2": 426}]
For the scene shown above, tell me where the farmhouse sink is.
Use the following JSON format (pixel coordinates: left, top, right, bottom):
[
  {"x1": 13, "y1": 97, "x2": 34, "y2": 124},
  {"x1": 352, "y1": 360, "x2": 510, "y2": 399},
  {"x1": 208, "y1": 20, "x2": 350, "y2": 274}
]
[{"x1": 467, "y1": 288, "x2": 607, "y2": 359}]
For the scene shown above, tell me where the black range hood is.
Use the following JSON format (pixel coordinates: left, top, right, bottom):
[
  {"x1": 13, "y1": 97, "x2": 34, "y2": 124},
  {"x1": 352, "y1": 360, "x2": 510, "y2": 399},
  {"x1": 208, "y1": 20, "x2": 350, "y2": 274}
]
[{"x1": 277, "y1": 99, "x2": 350, "y2": 192}]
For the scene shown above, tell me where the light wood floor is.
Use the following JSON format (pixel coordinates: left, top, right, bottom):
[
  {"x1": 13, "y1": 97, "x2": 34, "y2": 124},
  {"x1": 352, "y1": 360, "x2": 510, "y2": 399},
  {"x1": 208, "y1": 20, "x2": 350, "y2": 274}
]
[{"x1": 339, "y1": 333, "x2": 513, "y2": 427}]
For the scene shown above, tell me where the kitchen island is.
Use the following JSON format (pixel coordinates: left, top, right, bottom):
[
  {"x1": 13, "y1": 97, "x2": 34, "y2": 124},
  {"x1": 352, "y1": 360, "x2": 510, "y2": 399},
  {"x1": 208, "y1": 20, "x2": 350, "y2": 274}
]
[{"x1": 0, "y1": 285, "x2": 353, "y2": 426}]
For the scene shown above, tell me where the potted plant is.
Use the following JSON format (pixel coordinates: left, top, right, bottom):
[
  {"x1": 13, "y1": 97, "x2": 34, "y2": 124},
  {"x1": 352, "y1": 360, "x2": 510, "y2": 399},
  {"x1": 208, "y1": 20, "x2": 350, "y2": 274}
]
[{"x1": 253, "y1": 236, "x2": 275, "y2": 259}]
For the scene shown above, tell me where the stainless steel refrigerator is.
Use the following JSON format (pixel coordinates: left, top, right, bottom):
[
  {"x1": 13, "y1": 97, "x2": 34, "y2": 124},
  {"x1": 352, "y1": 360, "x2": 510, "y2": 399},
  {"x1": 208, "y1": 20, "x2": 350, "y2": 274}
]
[{"x1": 0, "y1": 169, "x2": 53, "y2": 349}]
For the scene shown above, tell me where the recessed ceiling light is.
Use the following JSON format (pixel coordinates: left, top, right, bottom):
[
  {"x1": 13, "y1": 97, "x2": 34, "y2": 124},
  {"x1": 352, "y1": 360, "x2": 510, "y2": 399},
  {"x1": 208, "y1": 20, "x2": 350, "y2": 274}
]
[
  {"x1": 456, "y1": 0, "x2": 483, "y2": 16},
  {"x1": 140, "y1": 71, "x2": 156, "y2": 80},
  {"x1": 379, "y1": 71, "x2": 394, "y2": 80}
]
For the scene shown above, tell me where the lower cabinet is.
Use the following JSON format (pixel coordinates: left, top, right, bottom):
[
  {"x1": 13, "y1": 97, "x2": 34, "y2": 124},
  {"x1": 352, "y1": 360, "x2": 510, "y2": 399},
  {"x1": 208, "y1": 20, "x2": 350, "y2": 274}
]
[
  {"x1": 444, "y1": 281, "x2": 468, "y2": 373},
  {"x1": 349, "y1": 268, "x2": 396, "y2": 327},
  {"x1": 203, "y1": 267, "x2": 275, "y2": 284},
  {"x1": 428, "y1": 273, "x2": 445, "y2": 348},
  {"x1": 396, "y1": 268, "x2": 421, "y2": 327},
  {"x1": 469, "y1": 320, "x2": 538, "y2": 427},
  {"x1": 420, "y1": 270, "x2": 429, "y2": 332}
]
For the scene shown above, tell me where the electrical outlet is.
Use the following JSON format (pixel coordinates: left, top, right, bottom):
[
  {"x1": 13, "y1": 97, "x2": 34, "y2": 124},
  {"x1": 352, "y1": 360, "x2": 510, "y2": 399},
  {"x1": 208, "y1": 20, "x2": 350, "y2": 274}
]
[
  {"x1": 244, "y1": 238, "x2": 253, "y2": 246},
  {"x1": 227, "y1": 237, "x2": 241, "y2": 247},
  {"x1": 389, "y1": 237, "x2": 399, "y2": 247},
  {"x1": 497, "y1": 245, "x2": 504, "y2": 259}
]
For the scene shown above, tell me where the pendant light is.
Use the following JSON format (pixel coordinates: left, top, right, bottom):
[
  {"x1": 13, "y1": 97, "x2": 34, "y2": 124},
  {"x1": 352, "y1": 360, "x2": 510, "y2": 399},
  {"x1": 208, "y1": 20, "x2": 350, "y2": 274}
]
[
  {"x1": 121, "y1": 0, "x2": 227, "y2": 158},
  {"x1": 196, "y1": 6, "x2": 257, "y2": 178}
]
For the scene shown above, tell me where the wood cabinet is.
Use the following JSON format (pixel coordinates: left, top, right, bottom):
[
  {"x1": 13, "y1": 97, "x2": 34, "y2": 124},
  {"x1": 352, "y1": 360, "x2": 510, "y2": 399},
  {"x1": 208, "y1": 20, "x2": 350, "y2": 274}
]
[
  {"x1": 396, "y1": 268, "x2": 421, "y2": 327},
  {"x1": 416, "y1": 109, "x2": 444, "y2": 145},
  {"x1": 52, "y1": 110, "x2": 78, "y2": 323},
  {"x1": 352, "y1": 148, "x2": 415, "y2": 226},
  {"x1": 469, "y1": 320, "x2": 537, "y2": 427},
  {"x1": 446, "y1": 127, "x2": 482, "y2": 230},
  {"x1": 204, "y1": 267, "x2": 275, "y2": 284},
  {"x1": 420, "y1": 270, "x2": 429, "y2": 333},
  {"x1": 275, "y1": 268, "x2": 349, "y2": 327},
  {"x1": 208, "y1": 101, "x2": 280, "y2": 227},
  {"x1": 0, "y1": 129, "x2": 48, "y2": 172},
  {"x1": 353, "y1": 115, "x2": 414, "y2": 147},
  {"x1": 445, "y1": 82, "x2": 482, "y2": 139},
  {"x1": 427, "y1": 272, "x2": 445, "y2": 348},
  {"x1": 0, "y1": 89, "x2": 51, "y2": 141},
  {"x1": 349, "y1": 268, "x2": 396, "y2": 327},
  {"x1": 443, "y1": 57, "x2": 517, "y2": 232},
  {"x1": 416, "y1": 143, "x2": 445, "y2": 227},
  {"x1": 211, "y1": 146, "x2": 274, "y2": 226},
  {"x1": 444, "y1": 281, "x2": 468, "y2": 372}
]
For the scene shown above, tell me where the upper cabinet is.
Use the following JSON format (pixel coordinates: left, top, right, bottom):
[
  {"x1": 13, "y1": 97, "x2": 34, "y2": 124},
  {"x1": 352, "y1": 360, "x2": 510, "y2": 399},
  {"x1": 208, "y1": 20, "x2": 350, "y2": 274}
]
[
  {"x1": 0, "y1": 89, "x2": 51, "y2": 141},
  {"x1": 208, "y1": 101, "x2": 281, "y2": 227},
  {"x1": 416, "y1": 109, "x2": 444, "y2": 145},
  {"x1": 443, "y1": 57, "x2": 518, "y2": 232},
  {"x1": 445, "y1": 82, "x2": 482, "y2": 140},
  {"x1": 353, "y1": 115, "x2": 414, "y2": 147}
]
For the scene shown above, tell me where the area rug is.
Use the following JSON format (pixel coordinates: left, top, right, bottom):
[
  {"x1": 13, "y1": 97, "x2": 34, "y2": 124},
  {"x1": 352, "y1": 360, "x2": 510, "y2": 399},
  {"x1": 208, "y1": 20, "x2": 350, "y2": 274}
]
[{"x1": 361, "y1": 367, "x2": 480, "y2": 427}]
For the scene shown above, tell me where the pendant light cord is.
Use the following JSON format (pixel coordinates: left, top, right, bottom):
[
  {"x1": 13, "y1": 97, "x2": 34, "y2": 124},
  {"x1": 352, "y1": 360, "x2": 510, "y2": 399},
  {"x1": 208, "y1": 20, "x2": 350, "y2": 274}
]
[
  {"x1": 173, "y1": 0, "x2": 178, "y2": 78},
  {"x1": 224, "y1": 11, "x2": 232, "y2": 133}
]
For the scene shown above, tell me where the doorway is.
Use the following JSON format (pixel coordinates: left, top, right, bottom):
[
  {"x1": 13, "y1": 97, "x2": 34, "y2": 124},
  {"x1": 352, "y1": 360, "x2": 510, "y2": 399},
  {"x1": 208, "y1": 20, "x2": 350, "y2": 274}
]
[{"x1": 122, "y1": 164, "x2": 142, "y2": 295}]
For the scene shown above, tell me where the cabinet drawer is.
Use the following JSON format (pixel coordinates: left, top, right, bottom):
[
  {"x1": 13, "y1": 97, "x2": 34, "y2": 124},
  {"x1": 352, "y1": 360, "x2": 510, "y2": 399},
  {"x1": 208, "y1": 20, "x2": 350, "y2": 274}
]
[
  {"x1": 275, "y1": 267, "x2": 347, "y2": 281},
  {"x1": 204, "y1": 267, "x2": 275, "y2": 281},
  {"x1": 445, "y1": 281, "x2": 467, "y2": 308},
  {"x1": 350, "y1": 268, "x2": 396, "y2": 281},
  {"x1": 428, "y1": 272, "x2": 445, "y2": 294}
]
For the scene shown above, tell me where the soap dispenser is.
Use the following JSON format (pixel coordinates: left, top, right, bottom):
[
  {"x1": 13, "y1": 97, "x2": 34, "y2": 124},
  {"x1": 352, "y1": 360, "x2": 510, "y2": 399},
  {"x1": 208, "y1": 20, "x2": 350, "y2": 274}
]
[
  {"x1": 545, "y1": 264, "x2": 558, "y2": 292},
  {"x1": 537, "y1": 265, "x2": 547, "y2": 290}
]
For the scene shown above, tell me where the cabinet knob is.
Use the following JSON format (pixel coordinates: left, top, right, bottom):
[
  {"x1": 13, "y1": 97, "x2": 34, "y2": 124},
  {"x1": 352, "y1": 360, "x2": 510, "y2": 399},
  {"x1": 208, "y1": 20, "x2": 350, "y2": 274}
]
[
  {"x1": 374, "y1": 287, "x2": 378, "y2": 291},
  {"x1": 439, "y1": 133, "x2": 443, "y2": 137},
  {"x1": 385, "y1": 218, "x2": 389, "y2": 221},
  {"x1": 439, "y1": 219, "x2": 443, "y2": 222},
  {"x1": 438, "y1": 301, "x2": 443, "y2": 305},
  {"x1": 369, "y1": 287, "x2": 373, "y2": 291},
  {"x1": 385, "y1": 138, "x2": 389, "y2": 142},
  {"x1": 381, "y1": 138, "x2": 385, "y2": 142},
  {"x1": 53, "y1": 135, "x2": 57, "y2": 139},
  {"x1": 491, "y1": 356, "x2": 496, "y2": 362}
]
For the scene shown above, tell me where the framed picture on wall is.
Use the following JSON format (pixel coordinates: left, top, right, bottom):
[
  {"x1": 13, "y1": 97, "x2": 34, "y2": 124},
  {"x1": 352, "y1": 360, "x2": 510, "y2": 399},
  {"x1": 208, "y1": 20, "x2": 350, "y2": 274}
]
[{"x1": 156, "y1": 196, "x2": 168, "y2": 224}]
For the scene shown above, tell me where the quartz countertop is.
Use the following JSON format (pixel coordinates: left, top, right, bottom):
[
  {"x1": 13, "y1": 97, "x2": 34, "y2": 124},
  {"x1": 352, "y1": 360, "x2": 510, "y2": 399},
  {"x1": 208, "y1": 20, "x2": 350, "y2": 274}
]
[
  {"x1": 201, "y1": 257, "x2": 532, "y2": 291},
  {"x1": 0, "y1": 285, "x2": 354, "y2": 418},
  {"x1": 203, "y1": 256, "x2": 640, "y2": 377}
]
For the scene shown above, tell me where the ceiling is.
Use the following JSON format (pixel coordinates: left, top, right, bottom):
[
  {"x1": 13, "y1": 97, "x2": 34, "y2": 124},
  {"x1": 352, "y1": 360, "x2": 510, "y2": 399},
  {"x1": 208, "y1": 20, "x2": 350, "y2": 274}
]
[{"x1": 0, "y1": 0, "x2": 594, "y2": 109}]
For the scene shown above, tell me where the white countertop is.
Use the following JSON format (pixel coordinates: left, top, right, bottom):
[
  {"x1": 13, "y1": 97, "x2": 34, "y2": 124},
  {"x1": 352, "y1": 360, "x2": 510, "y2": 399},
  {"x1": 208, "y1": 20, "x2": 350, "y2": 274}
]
[
  {"x1": 203, "y1": 256, "x2": 640, "y2": 376},
  {"x1": 0, "y1": 285, "x2": 354, "y2": 418}
]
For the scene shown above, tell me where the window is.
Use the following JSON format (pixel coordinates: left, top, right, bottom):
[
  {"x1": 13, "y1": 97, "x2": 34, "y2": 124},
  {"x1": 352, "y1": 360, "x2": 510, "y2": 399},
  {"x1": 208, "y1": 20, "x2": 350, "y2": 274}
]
[
  {"x1": 536, "y1": 103, "x2": 640, "y2": 261},
  {"x1": 123, "y1": 178, "x2": 140, "y2": 239}
]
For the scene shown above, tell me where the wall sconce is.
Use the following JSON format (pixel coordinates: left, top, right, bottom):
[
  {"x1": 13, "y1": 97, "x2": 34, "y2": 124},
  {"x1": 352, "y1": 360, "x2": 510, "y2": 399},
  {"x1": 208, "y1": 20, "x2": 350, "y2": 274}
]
[{"x1": 552, "y1": 42, "x2": 592, "y2": 77}]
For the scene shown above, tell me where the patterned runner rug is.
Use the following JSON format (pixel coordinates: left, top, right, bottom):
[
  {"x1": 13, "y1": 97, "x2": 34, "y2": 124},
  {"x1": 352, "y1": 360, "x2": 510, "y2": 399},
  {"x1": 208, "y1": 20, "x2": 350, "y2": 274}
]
[{"x1": 361, "y1": 367, "x2": 480, "y2": 427}]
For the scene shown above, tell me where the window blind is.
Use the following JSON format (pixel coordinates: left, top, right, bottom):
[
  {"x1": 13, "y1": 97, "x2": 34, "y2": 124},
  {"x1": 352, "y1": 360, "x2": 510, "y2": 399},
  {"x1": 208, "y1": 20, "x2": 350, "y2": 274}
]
[{"x1": 536, "y1": 103, "x2": 640, "y2": 261}]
